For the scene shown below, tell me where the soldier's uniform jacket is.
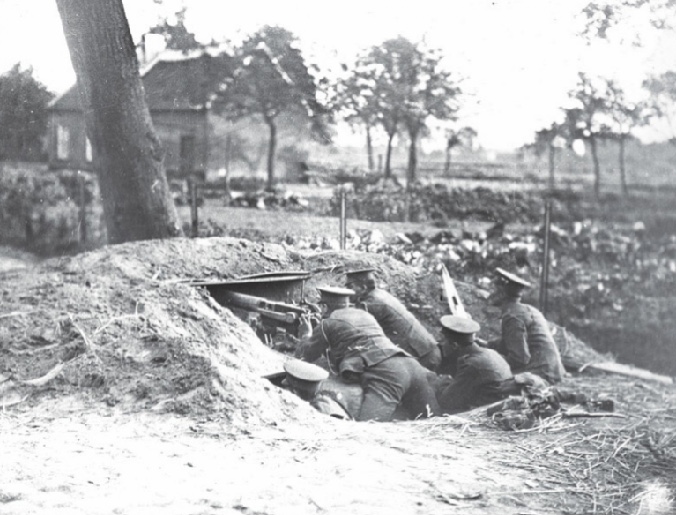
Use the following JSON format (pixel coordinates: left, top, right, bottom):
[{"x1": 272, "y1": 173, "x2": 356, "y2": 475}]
[
  {"x1": 439, "y1": 343, "x2": 513, "y2": 413},
  {"x1": 501, "y1": 301, "x2": 565, "y2": 384},
  {"x1": 357, "y1": 288, "x2": 438, "y2": 360},
  {"x1": 298, "y1": 307, "x2": 406, "y2": 378}
]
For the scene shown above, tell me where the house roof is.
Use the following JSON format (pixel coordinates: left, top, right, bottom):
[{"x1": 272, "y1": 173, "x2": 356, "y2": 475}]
[{"x1": 50, "y1": 50, "x2": 229, "y2": 112}]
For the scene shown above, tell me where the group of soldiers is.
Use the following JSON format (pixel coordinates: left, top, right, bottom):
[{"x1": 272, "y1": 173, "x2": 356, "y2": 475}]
[{"x1": 280, "y1": 267, "x2": 566, "y2": 422}]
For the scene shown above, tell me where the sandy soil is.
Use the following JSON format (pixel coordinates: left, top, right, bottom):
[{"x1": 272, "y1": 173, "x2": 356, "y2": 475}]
[
  {"x1": 0, "y1": 393, "x2": 649, "y2": 515},
  {"x1": 1, "y1": 239, "x2": 674, "y2": 515}
]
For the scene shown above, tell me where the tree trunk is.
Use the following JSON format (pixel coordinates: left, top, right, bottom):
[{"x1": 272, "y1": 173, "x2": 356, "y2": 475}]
[
  {"x1": 619, "y1": 135, "x2": 628, "y2": 197},
  {"x1": 444, "y1": 144, "x2": 452, "y2": 174},
  {"x1": 547, "y1": 142, "x2": 555, "y2": 192},
  {"x1": 407, "y1": 131, "x2": 418, "y2": 184},
  {"x1": 589, "y1": 136, "x2": 601, "y2": 199},
  {"x1": 265, "y1": 118, "x2": 277, "y2": 191},
  {"x1": 404, "y1": 130, "x2": 419, "y2": 223},
  {"x1": 384, "y1": 132, "x2": 395, "y2": 179},
  {"x1": 366, "y1": 124, "x2": 374, "y2": 171},
  {"x1": 55, "y1": 0, "x2": 181, "y2": 244}
]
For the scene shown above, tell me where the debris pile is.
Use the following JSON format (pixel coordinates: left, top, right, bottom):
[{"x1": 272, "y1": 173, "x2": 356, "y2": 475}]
[{"x1": 228, "y1": 188, "x2": 309, "y2": 211}]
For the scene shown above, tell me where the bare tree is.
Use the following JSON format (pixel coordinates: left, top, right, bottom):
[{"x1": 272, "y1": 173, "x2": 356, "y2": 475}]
[{"x1": 55, "y1": 0, "x2": 181, "y2": 244}]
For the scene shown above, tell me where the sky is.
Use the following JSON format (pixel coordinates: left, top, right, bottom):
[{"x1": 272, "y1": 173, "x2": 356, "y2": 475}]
[{"x1": 0, "y1": 0, "x2": 674, "y2": 151}]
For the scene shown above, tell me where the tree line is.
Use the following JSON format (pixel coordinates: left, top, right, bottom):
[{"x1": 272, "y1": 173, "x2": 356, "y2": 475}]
[
  {"x1": 527, "y1": 0, "x2": 676, "y2": 199},
  {"x1": 6, "y1": 0, "x2": 675, "y2": 244}
]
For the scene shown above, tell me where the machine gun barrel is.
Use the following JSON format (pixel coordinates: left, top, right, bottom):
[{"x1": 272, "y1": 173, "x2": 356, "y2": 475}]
[{"x1": 221, "y1": 290, "x2": 305, "y2": 317}]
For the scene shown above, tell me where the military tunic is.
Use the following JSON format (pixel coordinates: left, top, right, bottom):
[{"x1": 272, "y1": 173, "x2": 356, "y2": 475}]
[
  {"x1": 358, "y1": 288, "x2": 441, "y2": 371},
  {"x1": 500, "y1": 300, "x2": 565, "y2": 384},
  {"x1": 297, "y1": 307, "x2": 439, "y2": 421},
  {"x1": 438, "y1": 343, "x2": 513, "y2": 414}
]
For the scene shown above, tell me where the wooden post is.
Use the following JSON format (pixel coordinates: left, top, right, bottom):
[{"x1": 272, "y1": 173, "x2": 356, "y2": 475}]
[
  {"x1": 339, "y1": 188, "x2": 347, "y2": 250},
  {"x1": 189, "y1": 178, "x2": 199, "y2": 238},
  {"x1": 539, "y1": 201, "x2": 552, "y2": 316},
  {"x1": 78, "y1": 173, "x2": 87, "y2": 243}
]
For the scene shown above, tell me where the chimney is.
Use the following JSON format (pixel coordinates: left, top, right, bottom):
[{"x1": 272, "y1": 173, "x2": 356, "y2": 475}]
[{"x1": 139, "y1": 33, "x2": 167, "y2": 66}]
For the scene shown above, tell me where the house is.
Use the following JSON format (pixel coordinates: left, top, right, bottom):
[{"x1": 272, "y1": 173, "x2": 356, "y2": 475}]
[
  {"x1": 47, "y1": 38, "x2": 319, "y2": 186},
  {"x1": 47, "y1": 43, "x2": 226, "y2": 182}
]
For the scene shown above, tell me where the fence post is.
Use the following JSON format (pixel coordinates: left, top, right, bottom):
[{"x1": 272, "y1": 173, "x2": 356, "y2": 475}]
[
  {"x1": 539, "y1": 200, "x2": 552, "y2": 316},
  {"x1": 339, "y1": 187, "x2": 347, "y2": 250},
  {"x1": 78, "y1": 173, "x2": 87, "y2": 244},
  {"x1": 189, "y1": 178, "x2": 199, "y2": 238}
]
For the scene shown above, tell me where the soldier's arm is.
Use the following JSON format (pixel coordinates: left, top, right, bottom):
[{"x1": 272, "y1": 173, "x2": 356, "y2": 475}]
[
  {"x1": 439, "y1": 360, "x2": 479, "y2": 412},
  {"x1": 502, "y1": 315, "x2": 530, "y2": 368},
  {"x1": 295, "y1": 321, "x2": 329, "y2": 362}
]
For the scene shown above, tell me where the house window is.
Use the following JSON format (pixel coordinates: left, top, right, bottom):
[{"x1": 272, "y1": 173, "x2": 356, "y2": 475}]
[
  {"x1": 57, "y1": 125, "x2": 70, "y2": 160},
  {"x1": 85, "y1": 137, "x2": 93, "y2": 162}
]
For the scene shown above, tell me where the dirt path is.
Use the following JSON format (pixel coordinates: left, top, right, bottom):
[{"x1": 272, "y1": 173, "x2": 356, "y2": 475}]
[{"x1": 0, "y1": 398, "x2": 567, "y2": 515}]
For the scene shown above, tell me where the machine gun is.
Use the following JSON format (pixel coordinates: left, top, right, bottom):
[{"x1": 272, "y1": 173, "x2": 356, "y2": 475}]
[
  {"x1": 191, "y1": 271, "x2": 321, "y2": 350},
  {"x1": 221, "y1": 290, "x2": 322, "y2": 347}
]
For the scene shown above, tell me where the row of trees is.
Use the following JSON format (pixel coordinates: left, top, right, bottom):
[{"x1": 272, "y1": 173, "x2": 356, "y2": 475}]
[
  {"x1": 333, "y1": 37, "x2": 462, "y2": 182},
  {"x1": 527, "y1": 0, "x2": 676, "y2": 198},
  {"x1": 110, "y1": 19, "x2": 466, "y2": 188},
  {"x1": 527, "y1": 73, "x2": 652, "y2": 198},
  {"x1": 45, "y1": 0, "x2": 469, "y2": 244},
  {"x1": 2, "y1": 18, "x2": 465, "y2": 191}
]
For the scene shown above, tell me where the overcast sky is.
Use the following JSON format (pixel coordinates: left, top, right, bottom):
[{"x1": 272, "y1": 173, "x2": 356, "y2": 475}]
[{"x1": 1, "y1": 0, "x2": 674, "y2": 150}]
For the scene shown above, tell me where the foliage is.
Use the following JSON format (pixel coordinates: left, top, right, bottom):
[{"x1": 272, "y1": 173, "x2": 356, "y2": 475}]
[
  {"x1": 582, "y1": 0, "x2": 676, "y2": 40},
  {"x1": 148, "y1": 8, "x2": 202, "y2": 52},
  {"x1": 566, "y1": 73, "x2": 615, "y2": 140},
  {"x1": 0, "y1": 64, "x2": 53, "y2": 161},
  {"x1": 332, "y1": 61, "x2": 380, "y2": 132},
  {"x1": 216, "y1": 26, "x2": 329, "y2": 134},
  {"x1": 356, "y1": 37, "x2": 461, "y2": 180},
  {"x1": 214, "y1": 26, "x2": 330, "y2": 188},
  {"x1": 644, "y1": 71, "x2": 676, "y2": 141}
]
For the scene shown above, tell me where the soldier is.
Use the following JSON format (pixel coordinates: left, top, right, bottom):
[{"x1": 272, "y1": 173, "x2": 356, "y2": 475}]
[
  {"x1": 437, "y1": 315, "x2": 514, "y2": 414},
  {"x1": 279, "y1": 358, "x2": 355, "y2": 419},
  {"x1": 344, "y1": 268, "x2": 442, "y2": 371},
  {"x1": 295, "y1": 286, "x2": 439, "y2": 422},
  {"x1": 491, "y1": 268, "x2": 565, "y2": 384},
  {"x1": 282, "y1": 358, "x2": 329, "y2": 401}
]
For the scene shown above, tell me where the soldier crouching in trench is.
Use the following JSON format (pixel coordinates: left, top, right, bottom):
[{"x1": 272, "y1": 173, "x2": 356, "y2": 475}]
[
  {"x1": 293, "y1": 286, "x2": 439, "y2": 422},
  {"x1": 436, "y1": 315, "x2": 515, "y2": 414},
  {"x1": 344, "y1": 268, "x2": 442, "y2": 372},
  {"x1": 489, "y1": 268, "x2": 566, "y2": 385}
]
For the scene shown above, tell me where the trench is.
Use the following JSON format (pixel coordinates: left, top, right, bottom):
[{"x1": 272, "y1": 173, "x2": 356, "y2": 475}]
[{"x1": 570, "y1": 322, "x2": 676, "y2": 377}]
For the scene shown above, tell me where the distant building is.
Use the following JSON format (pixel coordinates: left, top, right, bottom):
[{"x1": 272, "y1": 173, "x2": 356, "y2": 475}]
[
  {"x1": 47, "y1": 46, "x2": 223, "y2": 181},
  {"x1": 46, "y1": 38, "x2": 316, "y2": 185}
]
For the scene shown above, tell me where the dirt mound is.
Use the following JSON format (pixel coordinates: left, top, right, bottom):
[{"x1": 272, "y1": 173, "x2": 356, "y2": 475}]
[
  {"x1": 0, "y1": 237, "x2": 318, "y2": 427},
  {"x1": 1, "y1": 237, "x2": 606, "y2": 426}
]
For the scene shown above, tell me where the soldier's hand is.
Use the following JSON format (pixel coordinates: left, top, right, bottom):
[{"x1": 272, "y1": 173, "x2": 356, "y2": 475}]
[{"x1": 298, "y1": 314, "x2": 313, "y2": 339}]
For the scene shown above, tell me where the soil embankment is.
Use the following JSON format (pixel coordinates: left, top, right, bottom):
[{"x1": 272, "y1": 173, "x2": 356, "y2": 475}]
[{"x1": 1, "y1": 238, "x2": 675, "y2": 515}]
